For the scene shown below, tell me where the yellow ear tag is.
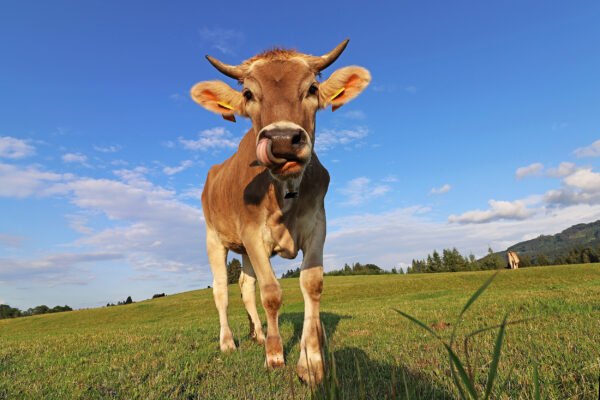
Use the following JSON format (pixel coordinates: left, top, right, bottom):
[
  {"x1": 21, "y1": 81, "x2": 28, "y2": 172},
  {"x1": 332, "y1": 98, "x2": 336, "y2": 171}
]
[
  {"x1": 330, "y1": 88, "x2": 345, "y2": 101},
  {"x1": 217, "y1": 101, "x2": 233, "y2": 110}
]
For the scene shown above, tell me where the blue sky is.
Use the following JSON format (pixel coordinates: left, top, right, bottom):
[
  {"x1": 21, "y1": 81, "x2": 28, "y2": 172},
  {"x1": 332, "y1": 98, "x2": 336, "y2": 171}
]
[{"x1": 1, "y1": 1, "x2": 600, "y2": 309}]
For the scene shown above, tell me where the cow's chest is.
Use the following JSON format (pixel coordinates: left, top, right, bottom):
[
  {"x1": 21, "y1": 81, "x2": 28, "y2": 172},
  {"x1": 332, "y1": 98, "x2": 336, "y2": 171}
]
[{"x1": 263, "y1": 205, "x2": 313, "y2": 260}]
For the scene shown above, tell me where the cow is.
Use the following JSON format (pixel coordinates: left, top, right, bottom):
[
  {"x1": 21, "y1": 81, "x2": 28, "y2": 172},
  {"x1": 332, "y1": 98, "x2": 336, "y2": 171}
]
[
  {"x1": 507, "y1": 251, "x2": 519, "y2": 269},
  {"x1": 190, "y1": 39, "x2": 370, "y2": 385}
]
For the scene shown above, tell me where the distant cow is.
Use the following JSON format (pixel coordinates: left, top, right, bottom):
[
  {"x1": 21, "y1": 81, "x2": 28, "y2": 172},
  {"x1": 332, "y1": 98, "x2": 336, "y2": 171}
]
[
  {"x1": 190, "y1": 39, "x2": 370, "y2": 384},
  {"x1": 507, "y1": 251, "x2": 519, "y2": 269}
]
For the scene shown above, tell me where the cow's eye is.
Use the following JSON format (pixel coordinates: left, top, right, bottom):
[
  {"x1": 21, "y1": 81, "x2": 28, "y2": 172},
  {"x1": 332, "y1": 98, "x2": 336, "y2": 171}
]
[
  {"x1": 243, "y1": 89, "x2": 253, "y2": 101},
  {"x1": 308, "y1": 84, "x2": 318, "y2": 96}
]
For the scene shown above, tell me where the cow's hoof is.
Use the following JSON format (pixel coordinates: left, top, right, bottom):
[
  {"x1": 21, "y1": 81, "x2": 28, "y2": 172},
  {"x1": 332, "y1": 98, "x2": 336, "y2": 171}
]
[
  {"x1": 297, "y1": 353, "x2": 324, "y2": 386},
  {"x1": 251, "y1": 331, "x2": 266, "y2": 345},
  {"x1": 264, "y1": 335, "x2": 284, "y2": 368},
  {"x1": 220, "y1": 331, "x2": 236, "y2": 352},
  {"x1": 265, "y1": 355, "x2": 285, "y2": 369}
]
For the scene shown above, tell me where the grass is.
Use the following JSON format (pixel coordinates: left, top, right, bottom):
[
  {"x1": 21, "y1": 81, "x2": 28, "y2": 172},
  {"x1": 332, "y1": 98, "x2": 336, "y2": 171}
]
[{"x1": 1, "y1": 264, "x2": 600, "y2": 399}]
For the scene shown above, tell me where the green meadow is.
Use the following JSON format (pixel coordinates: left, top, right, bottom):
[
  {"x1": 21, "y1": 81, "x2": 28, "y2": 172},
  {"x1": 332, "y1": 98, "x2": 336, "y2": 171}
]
[{"x1": 1, "y1": 264, "x2": 599, "y2": 399}]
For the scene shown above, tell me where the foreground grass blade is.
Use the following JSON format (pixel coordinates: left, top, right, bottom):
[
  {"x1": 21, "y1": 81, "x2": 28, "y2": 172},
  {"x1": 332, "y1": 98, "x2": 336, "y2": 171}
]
[
  {"x1": 392, "y1": 309, "x2": 441, "y2": 340},
  {"x1": 533, "y1": 362, "x2": 540, "y2": 400},
  {"x1": 443, "y1": 343, "x2": 479, "y2": 399},
  {"x1": 450, "y1": 272, "x2": 498, "y2": 348},
  {"x1": 483, "y1": 314, "x2": 508, "y2": 400}
]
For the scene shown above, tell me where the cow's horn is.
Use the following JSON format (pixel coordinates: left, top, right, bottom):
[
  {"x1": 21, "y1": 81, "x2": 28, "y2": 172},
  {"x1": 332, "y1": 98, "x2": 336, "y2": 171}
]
[
  {"x1": 205, "y1": 55, "x2": 244, "y2": 80},
  {"x1": 312, "y1": 39, "x2": 350, "y2": 71}
]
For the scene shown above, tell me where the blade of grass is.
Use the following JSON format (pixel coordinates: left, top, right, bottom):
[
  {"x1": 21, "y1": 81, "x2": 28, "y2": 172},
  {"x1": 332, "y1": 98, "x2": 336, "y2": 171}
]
[
  {"x1": 443, "y1": 343, "x2": 479, "y2": 400},
  {"x1": 401, "y1": 367, "x2": 410, "y2": 400},
  {"x1": 450, "y1": 272, "x2": 498, "y2": 349},
  {"x1": 483, "y1": 314, "x2": 508, "y2": 400},
  {"x1": 354, "y1": 353, "x2": 365, "y2": 400},
  {"x1": 392, "y1": 309, "x2": 441, "y2": 340},
  {"x1": 533, "y1": 362, "x2": 540, "y2": 400},
  {"x1": 499, "y1": 361, "x2": 516, "y2": 395}
]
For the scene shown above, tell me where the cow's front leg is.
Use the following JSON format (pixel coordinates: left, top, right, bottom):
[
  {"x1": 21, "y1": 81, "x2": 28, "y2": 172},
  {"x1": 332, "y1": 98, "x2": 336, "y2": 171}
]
[
  {"x1": 245, "y1": 240, "x2": 284, "y2": 368},
  {"x1": 297, "y1": 266, "x2": 324, "y2": 385},
  {"x1": 297, "y1": 216, "x2": 326, "y2": 385},
  {"x1": 206, "y1": 228, "x2": 236, "y2": 352}
]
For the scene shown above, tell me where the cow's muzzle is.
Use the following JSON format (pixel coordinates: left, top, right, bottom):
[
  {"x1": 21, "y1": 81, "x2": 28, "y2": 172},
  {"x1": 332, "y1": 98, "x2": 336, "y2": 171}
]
[{"x1": 256, "y1": 122, "x2": 312, "y2": 175}]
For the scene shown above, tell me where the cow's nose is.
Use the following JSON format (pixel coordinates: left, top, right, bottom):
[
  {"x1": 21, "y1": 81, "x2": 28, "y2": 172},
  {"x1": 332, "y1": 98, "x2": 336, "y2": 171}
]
[{"x1": 258, "y1": 122, "x2": 310, "y2": 159}]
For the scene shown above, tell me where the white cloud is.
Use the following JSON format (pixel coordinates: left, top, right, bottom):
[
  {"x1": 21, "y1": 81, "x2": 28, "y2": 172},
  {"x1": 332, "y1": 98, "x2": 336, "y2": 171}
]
[
  {"x1": 163, "y1": 160, "x2": 193, "y2": 175},
  {"x1": 0, "y1": 252, "x2": 123, "y2": 287},
  {"x1": 0, "y1": 234, "x2": 24, "y2": 247},
  {"x1": 315, "y1": 127, "x2": 369, "y2": 152},
  {"x1": 340, "y1": 177, "x2": 390, "y2": 206},
  {"x1": 0, "y1": 137, "x2": 35, "y2": 159},
  {"x1": 0, "y1": 163, "x2": 71, "y2": 198},
  {"x1": 323, "y1": 204, "x2": 600, "y2": 270},
  {"x1": 448, "y1": 199, "x2": 534, "y2": 224},
  {"x1": 429, "y1": 184, "x2": 451, "y2": 195},
  {"x1": 65, "y1": 214, "x2": 94, "y2": 235},
  {"x1": 552, "y1": 122, "x2": 568, "y2": 131},
  {"x1": 169, "y1": 93, "x2": 185, "y2": 102},
  {"x1": 198, "y1": 27, "x2": 244, "y2": 56},
  {"x1": 179, "y1": 127, "x2": 240, "y2": 151},
  {"x1": 341, "y1": 110, "x2": 366, "y2": 120},
  {"x1": 180, "y1": 186, "x2": 204, "y2": 200},
  {"x1": 573, "y1": 139, "x2": 600, "y2": 158},
  {"x1": 546, "y1": 162, "x2": 578, "y2": 178},
  {"x1": 515, "y1": 163, "x2": 543, "y2": 180},
  {"x1": 93, "y1": 145, "x2": 121, "y2": 153},
  {"x1": 405, "y1": 86, "x2": 417, "y2": 94},
  {"x1": 62, "y1": 153, "x2": 87, "y2": 164},
  {"x1": 543, "y1": 167, "x2": 600, "y2": 206},
  {"x1": 563, "y1": 168, "x2": 600, "y2": 191}
]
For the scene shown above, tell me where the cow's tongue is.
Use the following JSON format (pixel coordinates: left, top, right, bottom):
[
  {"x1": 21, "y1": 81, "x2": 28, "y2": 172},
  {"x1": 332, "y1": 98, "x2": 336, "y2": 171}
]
[{"x1": 256, "y1": 138, "x2": 273, "y2": 166}]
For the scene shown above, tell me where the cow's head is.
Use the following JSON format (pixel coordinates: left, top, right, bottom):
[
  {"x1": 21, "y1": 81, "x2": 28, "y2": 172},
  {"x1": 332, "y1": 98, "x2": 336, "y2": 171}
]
[{"x1": 191, "y1": 39, "x2": 370, "y2": 181}]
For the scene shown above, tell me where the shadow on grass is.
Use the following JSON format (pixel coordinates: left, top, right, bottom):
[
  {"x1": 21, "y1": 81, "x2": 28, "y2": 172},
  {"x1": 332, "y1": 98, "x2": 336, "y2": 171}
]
[
  {"x1": 332, "y1": 347, "x2": 451, "y2": 399},
  {"x1": 279, "y1": 312, "x2": 450, "y2": 398},
  {"x1": 279, "y1": 312, "x2": 351, "y2": 360}
]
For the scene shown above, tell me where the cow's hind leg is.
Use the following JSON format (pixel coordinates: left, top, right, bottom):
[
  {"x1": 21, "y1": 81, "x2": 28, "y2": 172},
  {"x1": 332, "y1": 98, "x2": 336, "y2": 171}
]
[
  {"x1": 239, "y1": 254, "x2": 266, "y2": 344},
  {"x1": 206, "y1": 228, "x2": 236, "y2": 352}
]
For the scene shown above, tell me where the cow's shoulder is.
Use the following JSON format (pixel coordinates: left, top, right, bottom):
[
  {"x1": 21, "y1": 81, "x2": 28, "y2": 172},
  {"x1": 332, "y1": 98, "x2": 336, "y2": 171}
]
[{"x1": 300, "y1": 154, "x2": 330, "y2": 200}]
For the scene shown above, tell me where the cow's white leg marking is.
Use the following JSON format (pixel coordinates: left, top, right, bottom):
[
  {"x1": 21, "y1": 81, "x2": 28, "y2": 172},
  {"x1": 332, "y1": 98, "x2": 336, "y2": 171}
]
[
  {"x1": 297, "y1": 214, "x2": 326, "y2": 385},
  {"x1": 239, "y1": 254, "x2": 266, "y2": 344},
  {"x1": 206, "y1": 228, "x2": 236, "y2": 352},
  {"x1": 244, "y1": 238, "x2": 284, "y2": 368}
]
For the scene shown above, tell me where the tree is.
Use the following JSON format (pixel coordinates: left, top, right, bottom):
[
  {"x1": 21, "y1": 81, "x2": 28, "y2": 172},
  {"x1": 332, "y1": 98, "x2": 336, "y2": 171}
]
[
  {"x1": 481, "y1": 248, "x2": 504, "y2": 270},
  {"x1": 0, "y1": 304, "x2": 21, "y2": 319},
  {"x1": 227, "y1": 258, "x2": 242, "y2": 284},
  {"x1": 520, "y1": 254, "x2": 532, "y2": 267},
  {"x1": 536, "y1": 253, "x2": 550, "y2": 266},
  {"x1": 32, "y1": 305, "x2": 50, "y2": 315},
  {"x1": 125, "y1": 296, "x2": 133, "y2": 304}
]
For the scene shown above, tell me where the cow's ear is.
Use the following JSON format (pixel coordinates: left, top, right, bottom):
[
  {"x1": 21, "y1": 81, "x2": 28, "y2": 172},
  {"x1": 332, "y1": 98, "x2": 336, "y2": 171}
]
[
  {"x1": 190, "y1": 80, "x2": 245, "y2": 122},
  {"x1": 319, "y1": 66, "x2": 371, "y2": 112}
]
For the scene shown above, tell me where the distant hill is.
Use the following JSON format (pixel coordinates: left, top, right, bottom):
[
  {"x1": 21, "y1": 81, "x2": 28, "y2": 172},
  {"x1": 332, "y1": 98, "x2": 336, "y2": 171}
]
[{"x1": 499, "y1": 220, "x2": 600, "y2": 261}]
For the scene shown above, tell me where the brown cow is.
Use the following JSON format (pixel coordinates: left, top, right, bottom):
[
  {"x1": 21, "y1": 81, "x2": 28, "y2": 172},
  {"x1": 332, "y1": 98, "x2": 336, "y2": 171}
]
[
  {"x1": 507, "y1": 251, "x2": 519, "y2": 269},
  {"x1": 190, "y1": 39, "x2": 370, "y2": 384}
]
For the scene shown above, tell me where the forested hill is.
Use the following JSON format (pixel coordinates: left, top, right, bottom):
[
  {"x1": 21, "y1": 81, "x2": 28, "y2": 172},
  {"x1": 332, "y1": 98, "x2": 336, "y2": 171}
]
[{"x1": 502, "y1": 219, "x2": 600, "y2": 260}]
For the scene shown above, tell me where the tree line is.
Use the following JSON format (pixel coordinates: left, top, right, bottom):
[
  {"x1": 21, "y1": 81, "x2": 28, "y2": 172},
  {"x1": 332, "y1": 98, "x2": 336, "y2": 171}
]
[
  {"x1": 408, "y1": 247, "x2": 501, "y2": 273},
  {"x1": 0, "y1": 304, "x2": 72, "y2": 319},
  {"x1": 281, "y1": 262, "x2": 402, "y2": 279},
  {"x1": 223, "y1": 244, "x2": 600, "y2": 284},
  {"x1": 520, "y1": 245, "x2": 600, "y2": 267}
]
